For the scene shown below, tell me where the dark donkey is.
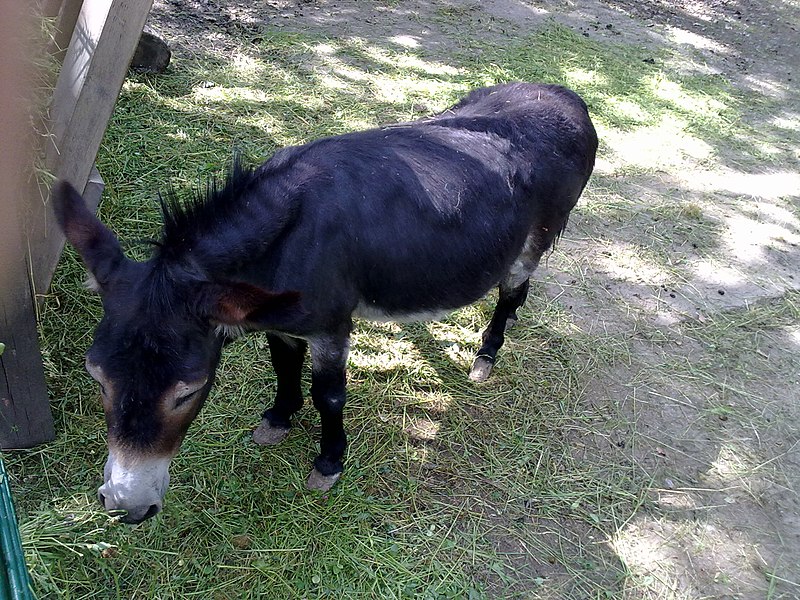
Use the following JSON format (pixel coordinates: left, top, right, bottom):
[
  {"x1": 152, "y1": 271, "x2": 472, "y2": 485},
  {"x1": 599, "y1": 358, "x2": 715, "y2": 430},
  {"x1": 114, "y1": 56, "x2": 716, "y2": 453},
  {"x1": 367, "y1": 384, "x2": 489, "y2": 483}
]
[{"x1": 53, "y1": 83, "x2": 597, "y2": 523}]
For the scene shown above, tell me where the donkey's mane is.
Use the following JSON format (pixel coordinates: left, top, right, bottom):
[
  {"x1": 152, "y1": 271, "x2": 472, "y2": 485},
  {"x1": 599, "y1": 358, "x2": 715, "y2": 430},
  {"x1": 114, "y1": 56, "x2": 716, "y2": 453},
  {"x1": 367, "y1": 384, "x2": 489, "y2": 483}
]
[{"x1": 157, "y1": 156, "x2": 259, "y2": 257}]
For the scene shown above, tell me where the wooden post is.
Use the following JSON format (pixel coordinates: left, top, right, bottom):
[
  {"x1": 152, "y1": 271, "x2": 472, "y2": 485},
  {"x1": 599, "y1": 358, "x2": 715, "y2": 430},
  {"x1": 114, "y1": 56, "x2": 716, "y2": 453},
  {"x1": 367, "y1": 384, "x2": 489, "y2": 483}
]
[
  {"x1": 0, "y1": 1, "x2": 55, "y2": 448},
  {"x1": 38, "y1": 0, "x2": 153, "y2": 296},
  {"x1": 49, "y1": 0, "x2": 86, "y2": 61}
]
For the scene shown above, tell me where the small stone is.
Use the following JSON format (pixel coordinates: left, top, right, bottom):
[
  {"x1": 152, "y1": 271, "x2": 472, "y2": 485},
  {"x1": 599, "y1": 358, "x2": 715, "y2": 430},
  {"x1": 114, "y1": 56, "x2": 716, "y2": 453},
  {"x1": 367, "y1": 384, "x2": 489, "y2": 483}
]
[
  {"x1": 130, "y1": 31, "x2": 171, "y2": 74},
  {"x1": 231, "y1": 534, "x2": 252, "y2": 549}
]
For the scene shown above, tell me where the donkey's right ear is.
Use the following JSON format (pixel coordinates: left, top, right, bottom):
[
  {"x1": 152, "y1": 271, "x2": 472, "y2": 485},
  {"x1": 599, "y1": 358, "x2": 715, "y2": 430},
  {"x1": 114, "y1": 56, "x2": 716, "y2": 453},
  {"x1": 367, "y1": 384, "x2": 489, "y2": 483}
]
[{"x1": 51, "y1": 180, "x2": 127, "y2": 288}]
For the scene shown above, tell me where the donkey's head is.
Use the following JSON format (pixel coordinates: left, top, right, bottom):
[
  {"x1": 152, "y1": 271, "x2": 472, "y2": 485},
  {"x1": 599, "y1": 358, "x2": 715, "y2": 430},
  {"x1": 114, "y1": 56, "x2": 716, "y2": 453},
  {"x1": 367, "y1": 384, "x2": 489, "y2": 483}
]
[{"x1": 52, "y1": 181, "x2": 298, "y2": 523}]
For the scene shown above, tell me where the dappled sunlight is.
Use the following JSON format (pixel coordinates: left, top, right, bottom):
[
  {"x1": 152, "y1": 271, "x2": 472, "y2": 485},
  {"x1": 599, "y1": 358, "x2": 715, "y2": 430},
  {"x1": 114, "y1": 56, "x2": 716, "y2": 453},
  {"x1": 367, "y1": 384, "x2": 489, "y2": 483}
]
[
  {"x1": 665, "y1": 25, "x2": 728, "y2": 53},
  {"x1": 612, "y1": 513, "x2": 766, "y2": 598},
  {"x1": 722, "y1": 210, "x2": 800, "y2": 264},
  {"x1": 691, "y1": 259, "x2": 747, "y2": 287},
  {"x1": 192, "y1": 85, "x2": 271, "y2": 105},
  {"x1": 602, "y1": 96, "x2": 649, "y2": 125},
  {"x1": 350, "y1": 323, "x2": 418, "y2": 372},
  {"x1": 402, "y1": 414, "x2": 441, "y2": 441},
  {"x1": 407, "y1": 390, "x2": 454, "y2": 414},
  {"x1": 647, "y1": 74, "x2": 728, "y2": 117},
  {"x1": 362, "y1": 44, "x2": 462, "y2": 77},
  {"x1": 594, "y1": 241, "x2": 673, "y2": 286},
  {"x1": 598, "y1": 117, "x2": 714, "y2": 173},
  {"x1": 426, "y1": 320, "x2": 482, "y2": 346},
  {"x1": 613, "y1": 438, "x2": 794, "y2": 597},
  {"x1": 740, "y1": 73, "x2": 792, "y2": 99},
  {"x1": 611, "y1": 519, "x2": 696, "y2": 599},
  {"x1": 230, "y1": 52, "x2": 269, "y2": 82},
  {"x1": 770, "y1": 111, "x2": 800, "y2": 132},
  {"x1": 687, "y1": 169, "x2": 800, "y2": 202},
  {"x1": 563, "y1": 67, "x2": 609, "y2": 87},
  {"x1": 312, "y1": 44, "x2": 371, "y2": 84},
  {"x1": 388, "y1": 35, "x2": 421, "y2": 49},
  {"x1": 308, "y1": 39, "x2": 465, "y2": 108}
]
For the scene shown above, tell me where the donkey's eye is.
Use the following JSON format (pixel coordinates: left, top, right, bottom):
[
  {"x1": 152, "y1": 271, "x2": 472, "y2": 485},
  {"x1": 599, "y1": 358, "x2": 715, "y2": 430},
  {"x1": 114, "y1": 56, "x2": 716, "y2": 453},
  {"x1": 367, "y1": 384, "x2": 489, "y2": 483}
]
[
  {"x1": 172, "y1": 379, "x2": 208, "y2": 410},
  {"x1": 174, "y1": 389, "x2": 200, "y2": 409}
]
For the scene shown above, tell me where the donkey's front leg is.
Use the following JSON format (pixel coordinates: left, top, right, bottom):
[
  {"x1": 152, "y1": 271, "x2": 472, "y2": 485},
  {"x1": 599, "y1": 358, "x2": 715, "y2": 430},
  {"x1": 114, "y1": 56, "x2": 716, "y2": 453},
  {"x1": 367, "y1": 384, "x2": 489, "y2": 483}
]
[
  {"x1": 307, "y1": 333, "x2": 350, "y2": 491},
  {"x1": 254, "y1": 334, "x2": 307, "y2": 445}
]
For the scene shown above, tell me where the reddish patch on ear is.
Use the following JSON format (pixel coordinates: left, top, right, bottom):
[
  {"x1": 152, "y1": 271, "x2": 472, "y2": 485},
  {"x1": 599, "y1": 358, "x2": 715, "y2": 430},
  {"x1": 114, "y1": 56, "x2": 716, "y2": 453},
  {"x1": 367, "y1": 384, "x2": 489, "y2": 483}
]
[{"x1": 211, "y1": 282, "x2": 302, "y2": 326}]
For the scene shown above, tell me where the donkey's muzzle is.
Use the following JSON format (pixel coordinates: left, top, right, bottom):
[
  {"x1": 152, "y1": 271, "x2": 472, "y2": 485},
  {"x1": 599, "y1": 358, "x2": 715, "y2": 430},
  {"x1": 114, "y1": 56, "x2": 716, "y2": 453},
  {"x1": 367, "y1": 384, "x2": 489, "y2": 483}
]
[{"x1": 98, "y1": 451, "x2": 171, "y2": 524}]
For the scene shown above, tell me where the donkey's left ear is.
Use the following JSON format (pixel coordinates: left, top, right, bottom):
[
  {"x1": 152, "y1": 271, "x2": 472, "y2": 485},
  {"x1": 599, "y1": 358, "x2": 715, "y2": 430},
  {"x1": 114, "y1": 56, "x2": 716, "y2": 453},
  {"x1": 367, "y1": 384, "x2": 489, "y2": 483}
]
[
  {"x1": 51, "y1": 180, "x2": 128, "y2": 289},
  {"x1": 202, "y1": 282, "x2": 303, "y2": 328}
]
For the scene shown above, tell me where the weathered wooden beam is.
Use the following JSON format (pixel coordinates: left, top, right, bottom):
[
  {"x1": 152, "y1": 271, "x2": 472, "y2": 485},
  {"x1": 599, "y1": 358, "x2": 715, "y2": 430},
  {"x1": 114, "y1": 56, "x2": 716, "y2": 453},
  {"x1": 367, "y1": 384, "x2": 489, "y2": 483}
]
[
  {"x1": 0, "y1": 266, "x2": 55, "y2": 449},
  {"x1": 39, "y1": 0, "x2": 152, "y2": 299},
  {"x1": 49, "y1": 0, "x2": 85, "y2": 61},
  {"x1": 0, "y1": 172, "x2": 56, "y2": 448},
  {"x1": 0, "y1": 0, "x2": 56, "y2": 449},
  {"x1": 47, "y1": 0, "x2": 154, "y2": 189}
]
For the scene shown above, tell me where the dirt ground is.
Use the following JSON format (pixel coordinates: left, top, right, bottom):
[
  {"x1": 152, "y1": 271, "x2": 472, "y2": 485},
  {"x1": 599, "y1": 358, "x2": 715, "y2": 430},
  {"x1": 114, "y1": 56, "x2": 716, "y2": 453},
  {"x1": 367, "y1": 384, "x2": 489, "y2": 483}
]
[{"x1": 142, "y1": 0, "x2": 799, "y2": 597}]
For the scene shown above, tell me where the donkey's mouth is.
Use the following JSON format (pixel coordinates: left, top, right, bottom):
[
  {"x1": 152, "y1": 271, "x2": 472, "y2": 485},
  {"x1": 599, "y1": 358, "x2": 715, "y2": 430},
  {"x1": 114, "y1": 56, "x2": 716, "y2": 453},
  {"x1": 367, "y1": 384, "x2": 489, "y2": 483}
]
[{"x1": 98, "y1": 490, "x2": 163, "y2": 524}]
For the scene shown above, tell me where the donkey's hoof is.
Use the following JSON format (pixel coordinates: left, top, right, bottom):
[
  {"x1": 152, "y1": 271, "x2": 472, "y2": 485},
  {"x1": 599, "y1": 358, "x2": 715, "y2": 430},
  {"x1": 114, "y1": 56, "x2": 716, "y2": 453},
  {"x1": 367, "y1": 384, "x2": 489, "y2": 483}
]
[
  {"x1": 306, "y1": 468, "x2": 341, "y2": 492},
  {"x1": 469, "y1": 356, "x2": 494, "y2": 383},
  {"x1": 253, "y1": 420, "x2": 290, "y2": 446}
]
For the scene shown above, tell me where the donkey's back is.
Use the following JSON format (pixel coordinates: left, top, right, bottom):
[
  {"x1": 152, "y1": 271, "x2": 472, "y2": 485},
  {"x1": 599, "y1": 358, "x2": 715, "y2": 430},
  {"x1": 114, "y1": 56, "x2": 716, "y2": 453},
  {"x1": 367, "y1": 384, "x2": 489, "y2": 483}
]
[{"x1": 259, "y1": 83, "x2": 597, "y2": 327}]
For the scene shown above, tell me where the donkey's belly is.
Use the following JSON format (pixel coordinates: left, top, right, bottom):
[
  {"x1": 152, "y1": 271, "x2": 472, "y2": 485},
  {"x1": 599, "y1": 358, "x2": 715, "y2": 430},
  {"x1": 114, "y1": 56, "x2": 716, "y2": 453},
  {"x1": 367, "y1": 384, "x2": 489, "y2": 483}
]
[
  {"x1": 353, "y1": 258, "x2": 504, "y2": 324},
  {"x1": 353, "y1": 302, "x2": 454, "y2": 323}
]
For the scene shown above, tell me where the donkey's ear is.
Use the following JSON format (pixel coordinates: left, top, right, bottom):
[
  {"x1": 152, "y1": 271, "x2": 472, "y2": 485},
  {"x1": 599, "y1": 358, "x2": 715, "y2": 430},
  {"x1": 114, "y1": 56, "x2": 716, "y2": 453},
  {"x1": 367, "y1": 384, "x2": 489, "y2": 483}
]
[
  {"x1": 202, "y1": 282, "x2": 303, "y2": 328},
  {"x1": 51, "y1": 180, "x2": 126, "y2": 288}
]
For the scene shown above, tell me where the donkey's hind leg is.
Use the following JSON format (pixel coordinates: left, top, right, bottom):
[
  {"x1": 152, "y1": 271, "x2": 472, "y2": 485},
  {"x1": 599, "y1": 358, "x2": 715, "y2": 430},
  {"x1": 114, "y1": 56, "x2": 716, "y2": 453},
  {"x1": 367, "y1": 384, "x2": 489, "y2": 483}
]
[
  {"x1": 469, "y1": 279, "x2": 530, "y2": 382},
  {"x1": 254, "y1": 334, "x2": 307, "y2": 445},
  {"x1": 469, "y1": 235, "x2": 547, "y2": 383}
]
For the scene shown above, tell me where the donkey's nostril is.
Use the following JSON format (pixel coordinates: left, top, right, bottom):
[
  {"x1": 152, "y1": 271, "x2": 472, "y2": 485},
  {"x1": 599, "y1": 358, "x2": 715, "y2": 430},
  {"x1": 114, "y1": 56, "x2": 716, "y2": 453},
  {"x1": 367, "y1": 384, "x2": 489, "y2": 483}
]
[
  {"x1": 98, "y1": 492, "x2": 106, "y2": 508},
  {"x1": 144, "y1": 504, "x2": 160, "y2": 520}
]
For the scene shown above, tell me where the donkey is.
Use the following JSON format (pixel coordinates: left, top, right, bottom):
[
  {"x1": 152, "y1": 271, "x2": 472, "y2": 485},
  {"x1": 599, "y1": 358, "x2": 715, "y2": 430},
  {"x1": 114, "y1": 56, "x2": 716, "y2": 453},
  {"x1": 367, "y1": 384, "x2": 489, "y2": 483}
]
[{"x1": 53, "y1": 82, "x2": 597, "y2": 523}]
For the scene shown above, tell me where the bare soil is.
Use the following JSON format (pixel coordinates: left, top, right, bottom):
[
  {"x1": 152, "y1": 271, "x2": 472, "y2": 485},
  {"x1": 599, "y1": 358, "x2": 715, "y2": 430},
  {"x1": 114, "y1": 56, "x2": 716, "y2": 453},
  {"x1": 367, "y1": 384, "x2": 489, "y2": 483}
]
[{"x1": 145, "y1": 0, "x2": 800, "y2": 597}]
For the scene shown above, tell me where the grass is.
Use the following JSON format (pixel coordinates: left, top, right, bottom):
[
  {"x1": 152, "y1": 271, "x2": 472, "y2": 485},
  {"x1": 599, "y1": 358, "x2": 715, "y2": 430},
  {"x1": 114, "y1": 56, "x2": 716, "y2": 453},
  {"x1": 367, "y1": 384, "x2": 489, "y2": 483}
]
[{"x1": 6, "y1": 9, "x2": 800, "y2": 600}]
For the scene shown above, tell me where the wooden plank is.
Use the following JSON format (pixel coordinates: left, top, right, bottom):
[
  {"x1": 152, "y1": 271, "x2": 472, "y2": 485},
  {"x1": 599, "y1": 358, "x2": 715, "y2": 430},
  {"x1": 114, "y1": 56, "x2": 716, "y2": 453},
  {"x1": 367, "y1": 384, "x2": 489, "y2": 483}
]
[
  {"x1": 2, "y1": 0, "x2": 153, "y2": 447},
  {"x1": 38, "y1": 0, "x2": 150, "y2": 297},
  {"x1": 50, "y1": 0, "x2": 85, "y2": 61},
  {"x1": 41, "y1": 0, "x2": 66, "y2": 19},
  {"x1": 0, "y1": 271, "x2": 55, "y2": 449},
  {"x1": 0, "y1": 0, "x2": 55, "y2": 448},
  {"x1": 47, "y1": 0, "x2": 154, "y2": 189}
]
